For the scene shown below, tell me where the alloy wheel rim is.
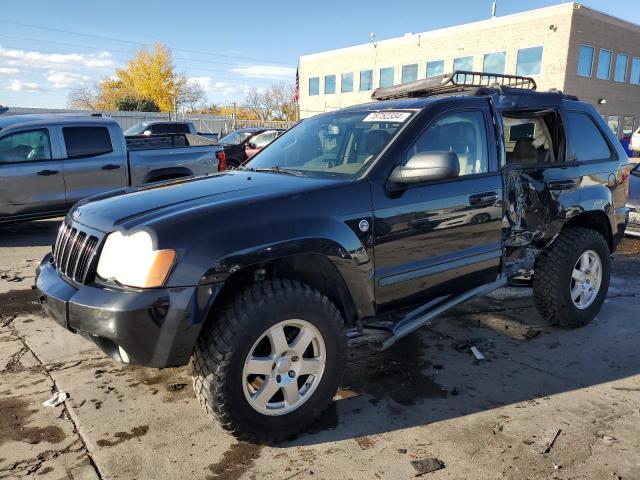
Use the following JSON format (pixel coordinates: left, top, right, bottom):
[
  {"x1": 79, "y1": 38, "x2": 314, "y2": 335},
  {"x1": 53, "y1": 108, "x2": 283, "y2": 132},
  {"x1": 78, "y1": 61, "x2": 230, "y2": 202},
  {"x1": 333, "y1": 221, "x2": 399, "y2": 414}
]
[
  {"x1": 570, "y1": 249, "x2": 602, "y2": 310},
  {"x1": 242, "y1": 319, "x2": 326, "y2": 416}
]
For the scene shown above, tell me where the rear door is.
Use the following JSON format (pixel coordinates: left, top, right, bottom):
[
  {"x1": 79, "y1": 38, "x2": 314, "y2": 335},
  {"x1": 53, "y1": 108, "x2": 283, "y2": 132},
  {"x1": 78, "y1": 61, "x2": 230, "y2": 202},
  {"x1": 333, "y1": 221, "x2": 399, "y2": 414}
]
[
  {"x1": 372, "y1": 100, "x2": 503, "y2": 312},
  {"x1": 59, "y1": 124, "x2": 127, "y2": 207},
  {"x1": 0, "y1": 127, "x2": 66, "y2": 219}
]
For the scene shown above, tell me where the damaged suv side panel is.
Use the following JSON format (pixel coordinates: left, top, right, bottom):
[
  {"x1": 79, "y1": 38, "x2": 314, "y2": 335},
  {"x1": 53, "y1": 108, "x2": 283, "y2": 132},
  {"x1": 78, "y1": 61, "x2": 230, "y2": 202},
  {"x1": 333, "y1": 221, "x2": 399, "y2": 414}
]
[{"x1": 498, "y1": 101, "x2": 627, "y2": 276}]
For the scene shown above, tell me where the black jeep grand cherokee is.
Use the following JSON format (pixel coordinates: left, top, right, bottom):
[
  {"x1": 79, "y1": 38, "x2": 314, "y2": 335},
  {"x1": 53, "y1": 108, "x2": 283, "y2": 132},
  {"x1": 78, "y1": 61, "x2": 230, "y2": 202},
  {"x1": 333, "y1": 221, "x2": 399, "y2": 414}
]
[{"x1": 36, "y1": 72, "x2": 630, "y2": 442}]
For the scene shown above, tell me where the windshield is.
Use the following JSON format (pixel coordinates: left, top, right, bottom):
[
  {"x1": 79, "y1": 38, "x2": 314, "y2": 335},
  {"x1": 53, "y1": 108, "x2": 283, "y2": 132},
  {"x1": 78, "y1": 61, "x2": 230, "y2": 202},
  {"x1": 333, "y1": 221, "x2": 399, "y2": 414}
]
[
  {"x1": 244, "y1": 110, "x2": 414, "y2": 178},
  {"x1": 124, "y1": 122, "x2": 147, "y2": 135},
  {"x1": 220, "y1": 130, "x2": 254, "y2": 145}
]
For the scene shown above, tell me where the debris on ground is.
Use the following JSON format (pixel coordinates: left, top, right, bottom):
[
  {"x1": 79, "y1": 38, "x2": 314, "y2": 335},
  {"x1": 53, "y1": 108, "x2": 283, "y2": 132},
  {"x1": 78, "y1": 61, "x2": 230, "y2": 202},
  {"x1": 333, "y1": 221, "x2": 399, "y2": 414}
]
[
  {"x1": 530, "y1": 428, "x2": 561, "y2": 454},
  {"x1": 602, "y1": 435, "x2": 618, "y2": 446},
  {"x1": 43, "y1": 391, "x2": 69, "y2": 407},
  {"x1": 452, "y1": 338, "x2": 493, "y2": 356},
  {"x1": 1, "y1": 270, "x2": 25, "y2": 282},
  {"x1": 397, "y1": 448, "x2": 407, "y2": 454},
  {"x1": 410, "y1": 457, "x2": 445, "y2": 476},
  {"x1": 470, "y1": 346, "x2": 485, "y2": 361},
  {"x1": 168, "y1": 383, "x2": 187, "y2": 392},
  {"x1": 1, "y1": 313, "x2": 18, "y2": 327}
]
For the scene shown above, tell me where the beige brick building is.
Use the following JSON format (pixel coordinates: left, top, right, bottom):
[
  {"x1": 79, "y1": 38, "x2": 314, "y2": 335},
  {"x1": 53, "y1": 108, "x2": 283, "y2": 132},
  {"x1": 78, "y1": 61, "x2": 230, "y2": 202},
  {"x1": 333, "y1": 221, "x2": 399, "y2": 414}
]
[{"x1": 298, "y1": 2, "x2": 640, "y2": 139}]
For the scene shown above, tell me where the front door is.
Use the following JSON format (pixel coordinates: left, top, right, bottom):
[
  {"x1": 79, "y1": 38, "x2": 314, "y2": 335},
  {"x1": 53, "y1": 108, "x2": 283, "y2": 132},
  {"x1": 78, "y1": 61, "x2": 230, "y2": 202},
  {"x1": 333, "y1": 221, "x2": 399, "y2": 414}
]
[
  {"x1": 0, "y1": 128, "x2": 66, "y2": 220},
  {"x1": 59, "y1": 125, "x2": 127, "y2": 207},
  {"x1": 372, "y1": 105, "x2": 503, "y2": 312}
]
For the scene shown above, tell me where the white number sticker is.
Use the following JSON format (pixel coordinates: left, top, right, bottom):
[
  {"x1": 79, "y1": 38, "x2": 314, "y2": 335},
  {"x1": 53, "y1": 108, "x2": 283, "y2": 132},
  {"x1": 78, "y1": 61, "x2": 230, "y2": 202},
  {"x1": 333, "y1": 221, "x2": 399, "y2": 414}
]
[{"x1": 363, "y1": 111, "x2": 411, "y2": 123}]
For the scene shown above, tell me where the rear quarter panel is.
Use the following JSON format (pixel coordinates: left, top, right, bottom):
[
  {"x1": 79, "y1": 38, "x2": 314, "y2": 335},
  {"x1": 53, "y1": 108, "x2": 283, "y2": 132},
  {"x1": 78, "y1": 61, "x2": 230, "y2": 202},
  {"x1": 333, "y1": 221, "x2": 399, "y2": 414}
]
[{"x1": 128, "y1": 145, "x2": 220, "y2": 185}]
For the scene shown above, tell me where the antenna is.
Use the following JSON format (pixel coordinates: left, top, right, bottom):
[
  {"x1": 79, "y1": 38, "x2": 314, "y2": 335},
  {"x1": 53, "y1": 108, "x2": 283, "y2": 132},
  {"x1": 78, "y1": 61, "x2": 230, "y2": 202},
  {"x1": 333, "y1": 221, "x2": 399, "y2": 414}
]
[{"x1": 491, "y1": 1, "x2": 497, "y2": 17}]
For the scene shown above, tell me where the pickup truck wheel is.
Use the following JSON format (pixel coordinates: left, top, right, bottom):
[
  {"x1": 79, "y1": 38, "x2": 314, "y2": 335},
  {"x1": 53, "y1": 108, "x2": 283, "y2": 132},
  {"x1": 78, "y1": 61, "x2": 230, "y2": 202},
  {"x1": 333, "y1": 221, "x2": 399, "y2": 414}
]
[
  {"x1": 191, "y1": 279, "x2": 346, "y2": 442},
  {"x1": 532, "y1": 227, "x2": 610, "y2": 328}
]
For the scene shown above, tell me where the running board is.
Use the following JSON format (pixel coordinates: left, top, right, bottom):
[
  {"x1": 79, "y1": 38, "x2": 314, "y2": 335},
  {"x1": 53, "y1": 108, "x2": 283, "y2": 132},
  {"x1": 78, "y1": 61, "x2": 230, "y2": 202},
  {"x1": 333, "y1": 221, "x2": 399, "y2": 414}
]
[{"x1": 375, "y1": 276, "x2": 508, "y2": 350}]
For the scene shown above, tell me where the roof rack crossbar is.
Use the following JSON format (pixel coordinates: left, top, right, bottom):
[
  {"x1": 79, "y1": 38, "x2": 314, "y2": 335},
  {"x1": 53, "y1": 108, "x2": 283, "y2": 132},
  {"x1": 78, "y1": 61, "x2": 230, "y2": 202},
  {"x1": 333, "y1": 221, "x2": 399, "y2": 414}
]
[{"x1": 372, "y1": 70, "x2": 537, "y2": 101}]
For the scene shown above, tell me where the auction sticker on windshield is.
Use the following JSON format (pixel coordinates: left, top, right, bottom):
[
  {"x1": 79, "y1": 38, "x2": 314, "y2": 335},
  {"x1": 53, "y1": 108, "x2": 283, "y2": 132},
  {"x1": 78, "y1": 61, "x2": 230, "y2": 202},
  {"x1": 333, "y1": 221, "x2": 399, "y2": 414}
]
[{"x1": 363, "y1": 111, "x2": 412, "y2": 122}]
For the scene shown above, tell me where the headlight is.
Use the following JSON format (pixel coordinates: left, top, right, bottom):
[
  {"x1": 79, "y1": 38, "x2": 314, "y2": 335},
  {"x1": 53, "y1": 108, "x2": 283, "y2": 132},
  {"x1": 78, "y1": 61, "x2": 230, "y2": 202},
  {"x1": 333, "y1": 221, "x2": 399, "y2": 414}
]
[{"x1": 96, "y1": 231, "x2": 175, "y2": 288}]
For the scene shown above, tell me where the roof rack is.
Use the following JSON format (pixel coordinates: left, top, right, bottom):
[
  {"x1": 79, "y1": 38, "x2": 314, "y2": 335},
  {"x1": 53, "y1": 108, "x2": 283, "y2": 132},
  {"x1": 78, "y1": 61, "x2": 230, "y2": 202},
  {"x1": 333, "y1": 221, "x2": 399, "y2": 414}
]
[{"x1": 371, "y1": 70, "x2": 537, "y2": 101}]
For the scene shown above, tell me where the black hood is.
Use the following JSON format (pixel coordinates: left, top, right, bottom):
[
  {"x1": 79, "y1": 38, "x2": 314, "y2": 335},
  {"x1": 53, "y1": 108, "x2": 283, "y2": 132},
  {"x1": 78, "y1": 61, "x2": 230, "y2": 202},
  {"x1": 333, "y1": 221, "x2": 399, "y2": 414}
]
[{"x1": 69, "y1": 171, "x2": 341, "y2": 232}]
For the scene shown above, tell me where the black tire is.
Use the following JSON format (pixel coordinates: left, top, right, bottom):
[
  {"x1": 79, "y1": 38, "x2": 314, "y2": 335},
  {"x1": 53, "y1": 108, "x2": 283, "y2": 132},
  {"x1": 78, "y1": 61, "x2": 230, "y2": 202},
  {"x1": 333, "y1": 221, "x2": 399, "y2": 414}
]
[
  {"x1": 191, "y1": 279, "x2": 347, "y2": 442},
  {"x1": 533, "y1": 227, "x2": 610, "y2": 328}
]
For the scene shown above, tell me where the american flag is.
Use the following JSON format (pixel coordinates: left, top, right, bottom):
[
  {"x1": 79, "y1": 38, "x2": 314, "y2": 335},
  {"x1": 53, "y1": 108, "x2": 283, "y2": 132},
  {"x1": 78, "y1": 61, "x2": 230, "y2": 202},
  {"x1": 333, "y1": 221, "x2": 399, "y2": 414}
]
[{"x1": 291, "y1": 67, "x2": 299, "y2": 103}]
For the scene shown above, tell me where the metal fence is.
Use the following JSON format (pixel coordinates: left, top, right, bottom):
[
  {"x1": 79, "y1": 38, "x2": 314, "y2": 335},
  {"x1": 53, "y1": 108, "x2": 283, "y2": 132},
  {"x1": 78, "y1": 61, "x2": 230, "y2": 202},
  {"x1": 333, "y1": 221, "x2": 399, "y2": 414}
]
[{"x1": 3, "y1": 107, "x2": 296, "y2": 136}]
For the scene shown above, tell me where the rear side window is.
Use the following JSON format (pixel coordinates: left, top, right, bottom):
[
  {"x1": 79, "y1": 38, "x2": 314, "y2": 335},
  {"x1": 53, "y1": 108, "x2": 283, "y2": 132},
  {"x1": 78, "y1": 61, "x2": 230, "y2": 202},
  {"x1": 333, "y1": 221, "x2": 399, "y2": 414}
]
[
  {"x1": 151, "y1": 123, "x2": 189, "y2": 134},
  {"x1": 566, "y1": 112, "x2": 612, "y2": 161},
  {"x1": 63, "y1": 127, "x2": 113, "y2": 159}
]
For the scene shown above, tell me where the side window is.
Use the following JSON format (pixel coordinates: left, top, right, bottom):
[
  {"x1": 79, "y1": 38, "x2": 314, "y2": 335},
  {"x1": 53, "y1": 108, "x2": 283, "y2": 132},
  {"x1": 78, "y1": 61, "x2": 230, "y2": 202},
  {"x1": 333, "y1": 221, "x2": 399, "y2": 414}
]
[
  {"x1": 63, "y1": 127, "x2": 113, "y2": 159},
  {"x1": 0, "y1": 129, "x2": 52, "y2": 164},
  {"x1": 566, "y1": 112, "x2": 612, "y2": 161},
  {"x1": 502, "y1": 111, "x2": 565, "y2": 165},
  {"x1": 251, "y1": 131, "x2": 277, "y2": 148},
  {"x1": 408, "y1": 111, "x2": 489, "y2": 176}
]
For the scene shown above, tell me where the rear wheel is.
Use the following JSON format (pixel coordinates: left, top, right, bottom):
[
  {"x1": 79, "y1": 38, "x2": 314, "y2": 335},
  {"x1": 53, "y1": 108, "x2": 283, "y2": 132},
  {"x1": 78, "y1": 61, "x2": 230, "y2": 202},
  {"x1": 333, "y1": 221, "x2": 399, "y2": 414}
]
[
  {"x1": 191, "y1": 279, "x2": 346, "y2": 442},
  {"x1": 533, "y1": 227, "x2": 610, "y2": 328}
]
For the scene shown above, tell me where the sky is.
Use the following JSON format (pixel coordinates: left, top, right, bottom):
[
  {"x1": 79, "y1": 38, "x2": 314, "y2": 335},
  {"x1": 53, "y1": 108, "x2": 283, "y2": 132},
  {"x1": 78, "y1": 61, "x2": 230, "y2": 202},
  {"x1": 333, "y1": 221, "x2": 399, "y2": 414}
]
[{"x1": 0, "y1": 0, "x2": 637, "y2": 109}]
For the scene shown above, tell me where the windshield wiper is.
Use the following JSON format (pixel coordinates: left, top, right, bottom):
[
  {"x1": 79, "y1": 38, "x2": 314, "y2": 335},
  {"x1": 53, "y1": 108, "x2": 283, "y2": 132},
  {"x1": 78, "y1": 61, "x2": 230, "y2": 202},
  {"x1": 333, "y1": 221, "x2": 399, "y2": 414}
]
[{"x1": 248, "y1": 166, "x2": 306, "y2": 176}]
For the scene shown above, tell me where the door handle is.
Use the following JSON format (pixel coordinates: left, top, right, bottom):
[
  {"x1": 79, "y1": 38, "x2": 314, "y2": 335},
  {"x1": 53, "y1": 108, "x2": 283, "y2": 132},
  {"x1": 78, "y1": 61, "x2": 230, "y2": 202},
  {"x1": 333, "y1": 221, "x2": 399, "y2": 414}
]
[
  {"x1": 101, "y1": 164, "x2": 121, "y2": 170},
  {"x1": 547, "y1": 179, "x2": 577, "y2": 190},
  {"x1": 37, "y1": 169, "x2": 59, "y2": 176},
  {"x1": 469, "y1": 192, "x2": 498, "y2": 205}
]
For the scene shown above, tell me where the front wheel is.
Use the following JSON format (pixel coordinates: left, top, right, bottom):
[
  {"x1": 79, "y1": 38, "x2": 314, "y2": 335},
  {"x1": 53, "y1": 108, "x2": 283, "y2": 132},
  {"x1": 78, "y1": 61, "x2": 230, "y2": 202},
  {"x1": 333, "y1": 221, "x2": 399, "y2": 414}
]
[
  {"x1": 533, "y1": 227, "x2": 610, "y2": 328},
  {"x1": 191, "y1": 279, "x2": 346, "y2": 442}
]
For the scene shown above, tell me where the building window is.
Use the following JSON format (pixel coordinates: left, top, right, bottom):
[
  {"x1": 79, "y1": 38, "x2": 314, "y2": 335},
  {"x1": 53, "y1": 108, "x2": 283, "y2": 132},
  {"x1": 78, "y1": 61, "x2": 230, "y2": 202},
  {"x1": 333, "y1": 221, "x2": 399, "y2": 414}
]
[
  {"x1": 630, "y1": 57, "x2": 640, "y2": 85},
  {"x1": 309, "y1": 77, "x2": 319, "y2": 96},
  {"x1": 379, "y1": 67, "x2": 394, "y2": 87},
  {"x1": 341, "y1": 72, "x2": 353, "y2": 93},
  {"x1": 401, "y1": 64, "x2": 418, "y2": 83},
  {"x1": 516, "y1": 46, "x2": 543, "y2": 76},
  {"x1": 597, "y1": 49, "x2": 612, "y2": 80},
  {"x1": 454, "y1": 56, "x2": 473, "y2": 72},
  {"x1": 324, "y1": 75, "x2": 336, "y2": 95},
  {"x1": 607, "y1": 115, "x2": 619, "y2": 137},
  {"x1": 359, "y1": 70, "x2": 373, "y2": 91},
  {"x1": 577, "y1": 45, "x2": 594, "y2": 77},
  {"x1": 483, "y1": 51, "x2": 506, "y2": 74},
  {"x1": 614, "y1": 53, "x2": 628, "y2": 82},
  {"x1": 426, "y1": 60, "x2": 444, "y2": 78}
]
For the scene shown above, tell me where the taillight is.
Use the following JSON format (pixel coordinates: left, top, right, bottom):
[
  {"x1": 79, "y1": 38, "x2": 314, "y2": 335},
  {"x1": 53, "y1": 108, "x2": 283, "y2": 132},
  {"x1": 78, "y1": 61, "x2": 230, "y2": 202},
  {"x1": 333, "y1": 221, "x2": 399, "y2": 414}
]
[{"x1": 216, "y1": 150, "x2": 226, "y2": 171}]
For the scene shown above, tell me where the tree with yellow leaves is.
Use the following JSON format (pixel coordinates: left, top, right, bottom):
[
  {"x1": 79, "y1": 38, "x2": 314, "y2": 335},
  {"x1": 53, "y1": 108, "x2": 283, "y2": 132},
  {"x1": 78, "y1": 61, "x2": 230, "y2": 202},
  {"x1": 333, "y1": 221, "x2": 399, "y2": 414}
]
[{"x1": 68, "y1": 43, "x2": 205, "y2": 112}]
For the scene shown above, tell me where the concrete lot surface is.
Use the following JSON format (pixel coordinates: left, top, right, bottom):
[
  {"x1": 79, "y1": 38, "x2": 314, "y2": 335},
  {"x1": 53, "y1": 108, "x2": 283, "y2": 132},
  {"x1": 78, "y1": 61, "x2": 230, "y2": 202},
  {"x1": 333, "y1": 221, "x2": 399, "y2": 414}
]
[{"x1": 1, "y1": 219, "x2": 639, "y2": 479}]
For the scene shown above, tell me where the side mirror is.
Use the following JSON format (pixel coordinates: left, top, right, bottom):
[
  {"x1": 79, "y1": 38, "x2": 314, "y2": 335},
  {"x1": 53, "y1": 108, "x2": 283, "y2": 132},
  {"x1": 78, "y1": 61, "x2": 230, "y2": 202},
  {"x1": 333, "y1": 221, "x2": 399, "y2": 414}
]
[
  {"x1": 247, "y1": 142, "x2": 257, "y2": 149},
  {"x1": 389, "y1": 151, "x2": 460, "y2": 185}
]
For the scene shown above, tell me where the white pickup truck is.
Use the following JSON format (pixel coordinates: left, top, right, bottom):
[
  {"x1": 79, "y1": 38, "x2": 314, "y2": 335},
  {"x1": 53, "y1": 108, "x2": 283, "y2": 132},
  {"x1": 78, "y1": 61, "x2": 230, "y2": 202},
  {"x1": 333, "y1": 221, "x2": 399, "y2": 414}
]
[{"x1": 0, "y1": 114, "x2": 225, "y2": 224}]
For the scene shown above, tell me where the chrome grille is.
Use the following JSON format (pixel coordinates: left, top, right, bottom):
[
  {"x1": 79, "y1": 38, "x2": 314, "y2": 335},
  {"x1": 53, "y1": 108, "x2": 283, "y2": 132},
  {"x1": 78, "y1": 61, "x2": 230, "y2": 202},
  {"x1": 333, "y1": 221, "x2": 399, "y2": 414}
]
[{"x1": 53, "y1": 223, "x2": 99, "y2": 283}]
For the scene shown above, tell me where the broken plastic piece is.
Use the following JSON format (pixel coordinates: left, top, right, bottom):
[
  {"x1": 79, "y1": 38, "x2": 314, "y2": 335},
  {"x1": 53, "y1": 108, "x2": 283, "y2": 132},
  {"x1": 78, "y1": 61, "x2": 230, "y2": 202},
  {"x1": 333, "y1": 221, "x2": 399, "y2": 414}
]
[
  {"x1": 42, "y1": 391, "x2": 68, "y2": 407},
  {"x1": 470, "y1": 346, "x2": 485, "y2": 360},
  {"x1": 410, "y1": 457, "x2": 445, "y2": 476}
]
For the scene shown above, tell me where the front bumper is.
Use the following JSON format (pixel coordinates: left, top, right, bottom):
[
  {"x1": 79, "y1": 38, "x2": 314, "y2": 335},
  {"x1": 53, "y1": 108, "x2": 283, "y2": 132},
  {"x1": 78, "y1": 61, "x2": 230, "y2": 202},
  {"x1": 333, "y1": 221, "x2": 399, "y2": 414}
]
[{"x1": 36, "y1": 254, "x2": 218, "y2": 367}]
